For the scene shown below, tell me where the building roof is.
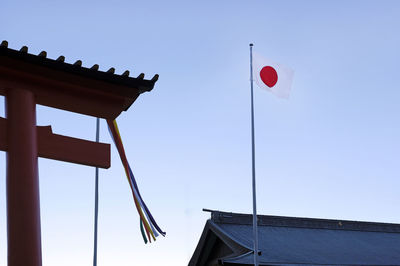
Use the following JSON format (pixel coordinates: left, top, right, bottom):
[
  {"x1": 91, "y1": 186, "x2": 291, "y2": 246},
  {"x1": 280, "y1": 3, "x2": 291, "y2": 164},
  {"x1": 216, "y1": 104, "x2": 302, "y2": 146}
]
[
  {"x1": 0, "y1": 40, "x2": 158, "y2": 119},
  {"x1": 189, "y1": 210, "x2": 400, "y2": 266}
]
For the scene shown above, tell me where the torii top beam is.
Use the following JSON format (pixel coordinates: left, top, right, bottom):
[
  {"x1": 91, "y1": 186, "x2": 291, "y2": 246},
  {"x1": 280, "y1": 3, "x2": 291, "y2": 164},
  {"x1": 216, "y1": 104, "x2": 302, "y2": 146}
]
[{"x1": 0, "y1": 41, "x2": 158, "y2": 120}]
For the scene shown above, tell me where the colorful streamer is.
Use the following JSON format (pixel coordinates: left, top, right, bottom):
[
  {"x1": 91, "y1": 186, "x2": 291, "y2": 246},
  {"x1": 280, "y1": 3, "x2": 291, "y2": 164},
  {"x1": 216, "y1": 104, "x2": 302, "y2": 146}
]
[{"x1": 107, "y1": 119, "x2": 165, "y2": 243}]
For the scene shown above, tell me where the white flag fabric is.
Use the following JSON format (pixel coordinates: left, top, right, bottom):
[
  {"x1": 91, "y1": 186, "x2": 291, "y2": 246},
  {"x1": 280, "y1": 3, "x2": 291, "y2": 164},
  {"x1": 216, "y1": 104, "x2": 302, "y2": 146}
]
[{"x1": 253, "y1": 52, "x2": 294, "y2": 98}]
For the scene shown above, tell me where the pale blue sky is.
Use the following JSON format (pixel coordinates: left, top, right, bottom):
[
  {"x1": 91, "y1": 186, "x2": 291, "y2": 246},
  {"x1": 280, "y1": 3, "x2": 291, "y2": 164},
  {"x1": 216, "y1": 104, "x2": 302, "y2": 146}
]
[{"x1": 1, "y1": 1, "x2": 400, "y2": 265}]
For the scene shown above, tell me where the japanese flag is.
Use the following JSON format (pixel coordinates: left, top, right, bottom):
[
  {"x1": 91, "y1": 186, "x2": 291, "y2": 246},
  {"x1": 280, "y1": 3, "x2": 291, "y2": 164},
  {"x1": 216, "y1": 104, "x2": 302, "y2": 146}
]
[{"x1": 253, "y1": 52, "x2": 294, "y2": 99}]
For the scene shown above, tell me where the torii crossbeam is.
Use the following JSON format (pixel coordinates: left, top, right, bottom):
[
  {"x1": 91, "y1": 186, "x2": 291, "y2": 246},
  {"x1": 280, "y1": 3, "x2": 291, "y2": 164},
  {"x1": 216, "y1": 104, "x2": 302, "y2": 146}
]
[{"x1": 0, "y1": 41, "x2": 158, "y2": 266}]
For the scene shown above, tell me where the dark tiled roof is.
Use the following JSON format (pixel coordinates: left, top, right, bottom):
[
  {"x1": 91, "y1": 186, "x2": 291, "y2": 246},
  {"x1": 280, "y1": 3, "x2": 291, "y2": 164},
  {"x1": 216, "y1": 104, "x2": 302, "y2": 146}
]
[
  {"x1": 190, "y1": 210, "x2": 400, "y2": 266},
  {"x1": 0, "y1": 40, "x2": 158, "y2": 93},
  {"x1": 211, "y1": 210, "x2": 400, "y2": 233}
]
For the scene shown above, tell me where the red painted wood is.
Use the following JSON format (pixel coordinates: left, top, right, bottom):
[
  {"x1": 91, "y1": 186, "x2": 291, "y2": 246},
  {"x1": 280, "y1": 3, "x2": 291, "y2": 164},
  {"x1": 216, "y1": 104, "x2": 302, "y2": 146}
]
[
  {"x1": 37, "y1": 125, "x2": 111, "y2": 168},
  {"x1": 0, "y1": 61, "x2": 139, "y2": 120},
  {"x1": 6, "y1": 88, "x2": 42, "y2": 266},
  {"x1": 0, "y1": 118, "x2": 110, "y2": 168}
]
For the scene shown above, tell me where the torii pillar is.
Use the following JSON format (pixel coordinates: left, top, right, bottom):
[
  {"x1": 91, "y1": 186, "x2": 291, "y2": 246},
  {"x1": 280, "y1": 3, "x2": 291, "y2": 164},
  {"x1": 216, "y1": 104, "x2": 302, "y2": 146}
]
[
  {"x1": 0, "y1": 41, "x2": 158, "y2": 266},
  {"x1": 6, "y1": 88, "x2": 41, "y2": 265}
]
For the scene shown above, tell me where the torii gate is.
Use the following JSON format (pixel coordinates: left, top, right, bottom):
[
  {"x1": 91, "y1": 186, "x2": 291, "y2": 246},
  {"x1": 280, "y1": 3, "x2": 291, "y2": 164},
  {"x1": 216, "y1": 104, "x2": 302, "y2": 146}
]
[{"x1": 0, "y1": 41, "x2": 158, "y2": 266}]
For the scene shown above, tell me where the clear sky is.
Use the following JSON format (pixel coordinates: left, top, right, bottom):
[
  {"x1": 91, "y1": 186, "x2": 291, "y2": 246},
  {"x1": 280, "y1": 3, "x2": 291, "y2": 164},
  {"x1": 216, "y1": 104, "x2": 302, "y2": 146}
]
[{"x1": 1, "y1": 0, "x2": 400, "y2": 265}]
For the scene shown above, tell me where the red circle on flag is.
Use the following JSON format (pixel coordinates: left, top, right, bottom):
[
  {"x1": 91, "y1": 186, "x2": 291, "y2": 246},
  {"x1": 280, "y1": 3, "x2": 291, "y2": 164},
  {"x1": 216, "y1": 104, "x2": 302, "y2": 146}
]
[{"x1": 260, "y1": 66, "x2": 278, "y2": 88}]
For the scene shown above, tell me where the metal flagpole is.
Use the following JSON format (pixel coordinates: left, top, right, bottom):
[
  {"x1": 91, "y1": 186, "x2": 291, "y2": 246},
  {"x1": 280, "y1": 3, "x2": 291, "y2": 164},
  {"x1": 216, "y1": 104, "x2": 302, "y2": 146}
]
[
  {"x1": 93, "y1": 117, "x2": 100, "y2": 266},
  {"x1": 249, "y1": 43, "x2": 259, "y2": 266}
]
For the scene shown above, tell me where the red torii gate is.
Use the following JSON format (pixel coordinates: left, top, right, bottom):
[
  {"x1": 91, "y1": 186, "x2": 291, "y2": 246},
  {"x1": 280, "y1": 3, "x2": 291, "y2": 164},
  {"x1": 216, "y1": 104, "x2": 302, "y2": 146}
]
[{"x1": 0, "y1": 40, "x2": 158, "y2": 266}]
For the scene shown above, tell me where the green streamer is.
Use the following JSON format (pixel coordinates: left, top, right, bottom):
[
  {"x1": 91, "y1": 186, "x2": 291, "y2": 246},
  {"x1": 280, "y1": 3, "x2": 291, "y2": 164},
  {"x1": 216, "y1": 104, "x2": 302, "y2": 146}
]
[{"x1": 140, "y1": 218, "x2": 148, "y2": 244}]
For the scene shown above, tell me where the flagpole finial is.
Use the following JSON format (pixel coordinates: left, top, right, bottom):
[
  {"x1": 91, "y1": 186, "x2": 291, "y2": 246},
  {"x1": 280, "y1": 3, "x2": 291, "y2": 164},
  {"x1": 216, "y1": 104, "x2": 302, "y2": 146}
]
[{"x1": 250, "y1": 43, "x2": 254, "y2": 47}]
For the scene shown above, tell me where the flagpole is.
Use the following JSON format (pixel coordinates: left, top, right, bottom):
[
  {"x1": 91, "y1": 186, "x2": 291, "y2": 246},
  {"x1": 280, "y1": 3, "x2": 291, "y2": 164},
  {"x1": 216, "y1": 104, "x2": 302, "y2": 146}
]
[
  {"x1": 93, "y1": 117, "x2": 100, "y2": 266},
  {"x1": 249, "y1": 43, "x2": 259, "y2": 266}
]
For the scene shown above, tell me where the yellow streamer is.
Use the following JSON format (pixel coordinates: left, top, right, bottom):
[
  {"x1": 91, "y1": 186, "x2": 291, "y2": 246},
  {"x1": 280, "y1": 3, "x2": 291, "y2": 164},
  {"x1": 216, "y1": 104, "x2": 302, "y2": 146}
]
[{"x1": 112, "y1": 120, "x2": 156, "y2": 241}]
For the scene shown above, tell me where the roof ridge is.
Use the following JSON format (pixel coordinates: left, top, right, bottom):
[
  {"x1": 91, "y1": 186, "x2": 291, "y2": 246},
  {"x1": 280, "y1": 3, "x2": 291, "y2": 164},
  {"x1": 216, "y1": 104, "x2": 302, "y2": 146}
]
[{"x1": 209, "y1": 210, "x2": 400, "y2": 233}]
